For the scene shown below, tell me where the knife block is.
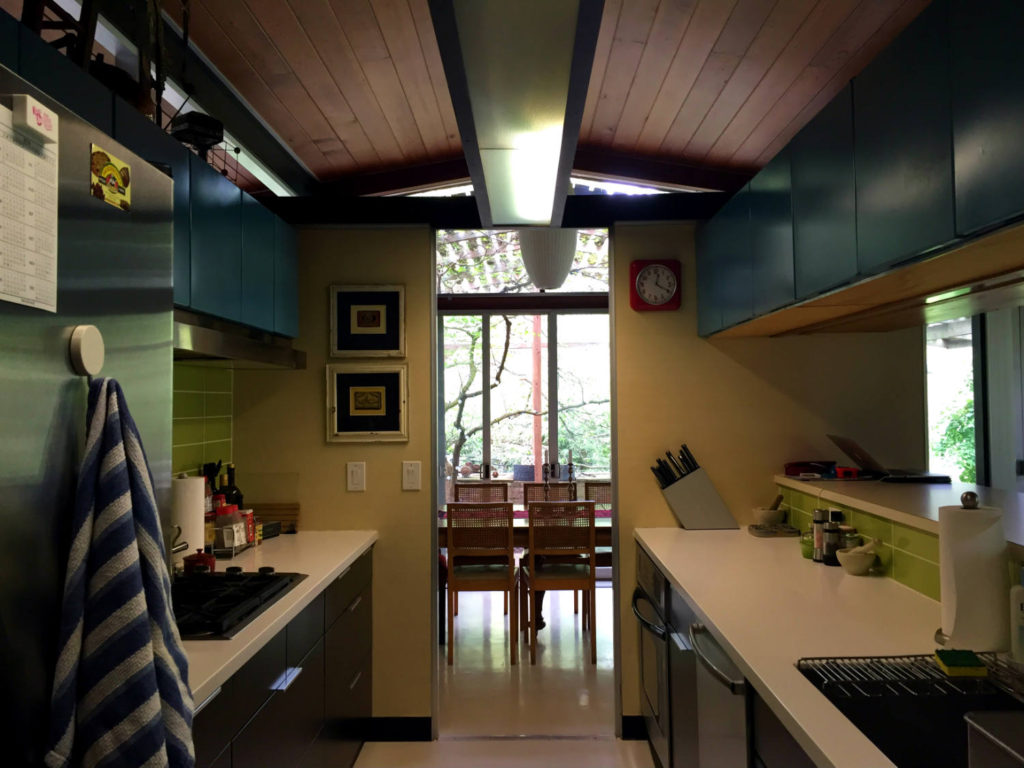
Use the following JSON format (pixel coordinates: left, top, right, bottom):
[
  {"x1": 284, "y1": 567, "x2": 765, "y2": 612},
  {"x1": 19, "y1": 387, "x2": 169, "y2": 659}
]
[{"x1": 660, "y1": 468, "x2": 738, "y2": 529}]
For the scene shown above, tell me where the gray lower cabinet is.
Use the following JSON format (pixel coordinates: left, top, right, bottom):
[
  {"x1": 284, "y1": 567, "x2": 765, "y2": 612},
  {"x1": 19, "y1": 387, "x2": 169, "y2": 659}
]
[
  {"x1": 192, "y1": 549, "x2": 373, "y2": 768},
  {"x1": 750, "y1": 690, "x2": 815, "y2": 768}
]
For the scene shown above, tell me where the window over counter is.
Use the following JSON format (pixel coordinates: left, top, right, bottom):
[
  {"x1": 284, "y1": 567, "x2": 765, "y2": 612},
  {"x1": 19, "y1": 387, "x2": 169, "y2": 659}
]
[{"x1": 926, "y1": 317, "x2": 977, "y2": 482}]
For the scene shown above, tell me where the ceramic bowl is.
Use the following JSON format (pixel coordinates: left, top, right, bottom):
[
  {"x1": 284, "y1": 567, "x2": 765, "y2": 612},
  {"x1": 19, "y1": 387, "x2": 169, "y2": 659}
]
[
  {"x1": 753, "y1": 506, "x2": 785, "y2": 525},
  {"x1": 836, "y1": 547, "x2": 876, "y2": 576}
]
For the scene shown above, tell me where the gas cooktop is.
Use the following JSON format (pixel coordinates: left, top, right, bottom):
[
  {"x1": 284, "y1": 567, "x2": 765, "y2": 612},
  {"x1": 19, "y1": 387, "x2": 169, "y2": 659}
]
[
  {"x1": 798, "y1": 654, "x2": 1024, "y2": 768},
  {"x1": 172, "y1": 566, "x2": 306, "y2": 640}
]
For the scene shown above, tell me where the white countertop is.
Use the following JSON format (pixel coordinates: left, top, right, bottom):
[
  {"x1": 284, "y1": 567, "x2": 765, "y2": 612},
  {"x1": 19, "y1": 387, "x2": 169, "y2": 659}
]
[
  {"x1": 183, "y1": 530, "x2": 377, "y2": 704},
  {"x1": 775, "y1": 474, "x2": 1024, "y2": 555},
  {"x1": 635, "y1": 527, "x2": 942, "y2": 768}
]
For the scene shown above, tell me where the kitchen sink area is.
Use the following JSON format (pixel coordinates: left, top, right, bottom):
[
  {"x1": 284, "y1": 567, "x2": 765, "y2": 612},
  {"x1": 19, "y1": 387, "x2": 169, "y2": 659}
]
[{"x1": 633, "y1": 527, "x2": 1024, "y2": 768}]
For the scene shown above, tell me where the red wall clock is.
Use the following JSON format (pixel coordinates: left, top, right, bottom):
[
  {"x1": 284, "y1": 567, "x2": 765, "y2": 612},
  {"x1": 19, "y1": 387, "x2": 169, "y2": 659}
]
[{"x1": 630, "y1": 259, "x2": 682, "y2": 311}]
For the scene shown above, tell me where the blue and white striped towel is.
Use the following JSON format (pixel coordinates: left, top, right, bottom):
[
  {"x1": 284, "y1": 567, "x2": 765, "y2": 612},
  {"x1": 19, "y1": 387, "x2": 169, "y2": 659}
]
[{"x1": 46, "y1": 378, "x2": 194, "y2": 768}]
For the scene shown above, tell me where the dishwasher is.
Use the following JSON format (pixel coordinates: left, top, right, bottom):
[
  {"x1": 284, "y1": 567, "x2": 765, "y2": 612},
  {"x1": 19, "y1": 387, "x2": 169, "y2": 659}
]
[{"x1": 634, "y1": 547, "x2": 748, "y2": 768}]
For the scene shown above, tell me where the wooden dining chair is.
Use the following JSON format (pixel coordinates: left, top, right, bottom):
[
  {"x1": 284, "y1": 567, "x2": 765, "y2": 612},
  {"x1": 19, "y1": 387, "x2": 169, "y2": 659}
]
[
  {"x1": 522, "y1": 481, "x2": 574, "y2": 503},
  {"x1": 445, "y1": 502, "x2": 517, "y2": 665},
  {"x1": 453, "y1": 481, "x2": 509, "y2": 502},
  {"x1": 451, "y1": 481, "x2": 511, "y2": 615},
  {"x1": 521, "y1": 500, "x2": 596, "y2": 665},
  {"x1": 584, "y1": 480, "x2": 613, "y2": 571},
  {"x1": 523, "y1": 482, "x2": 581, "y2": 615}
]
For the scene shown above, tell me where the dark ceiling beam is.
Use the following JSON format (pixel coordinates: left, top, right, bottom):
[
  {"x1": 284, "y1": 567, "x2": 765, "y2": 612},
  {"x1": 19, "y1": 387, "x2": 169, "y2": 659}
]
[
  {"x1": 264, "y1": 191, "x2": 727, "y2": 229},
  {"x1": 100, "y1": 3, "x2": 317, "y2": 196},
  {"x1": 550, "y1": 0, "x2": 604, "y2": 226},
  {"x1": 317, "y1": 156, "x2": 470, "y2": 197},
  {"x1": 573, "y1": 146, "x2": 752, "y2": 193}
]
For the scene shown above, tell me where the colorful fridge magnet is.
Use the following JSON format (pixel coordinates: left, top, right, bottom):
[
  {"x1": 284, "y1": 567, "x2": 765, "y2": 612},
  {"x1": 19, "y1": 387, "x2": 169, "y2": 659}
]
[{"x1": 90, "y1": 144, "x2": 131, "y2": 211}]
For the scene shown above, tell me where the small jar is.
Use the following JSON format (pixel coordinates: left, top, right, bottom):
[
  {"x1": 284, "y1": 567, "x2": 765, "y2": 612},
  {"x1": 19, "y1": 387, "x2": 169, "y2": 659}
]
[
  {"x1": 840, "y1": 526, "x2": 861, "y2": 551},
  {"x1": 799, "y1": 530, "x2": 814, "y2": 559}
]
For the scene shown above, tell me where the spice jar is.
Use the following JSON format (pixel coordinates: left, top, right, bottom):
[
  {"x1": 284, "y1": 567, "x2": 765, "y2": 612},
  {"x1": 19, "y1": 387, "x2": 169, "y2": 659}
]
[{"x1": 812, "y1": 508, "x2": 829, "y2": 562}]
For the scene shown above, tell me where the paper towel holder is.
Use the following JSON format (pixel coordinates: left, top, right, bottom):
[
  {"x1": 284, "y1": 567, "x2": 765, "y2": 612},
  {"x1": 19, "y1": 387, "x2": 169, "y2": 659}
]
[
  {"x1": 934, "y1": 627, "x2": 949, "y2": 646},
  {"x1": 961, "y1": 491, "x2": 979, "y2": 509}
]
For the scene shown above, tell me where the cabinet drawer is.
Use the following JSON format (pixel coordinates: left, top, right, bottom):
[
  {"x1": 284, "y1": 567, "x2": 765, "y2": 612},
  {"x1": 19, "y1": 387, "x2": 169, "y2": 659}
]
[
  {"x1": 326, "y1": 551, "x2": 372, "y2": 629},
  {"x1": 289, "y1": 592, "x2": 325, "y2": 667},
  {"x1": 325, "y1": 621, "x2": 372, "y2": 733},
  {"x1": 194, "y1": 629, "x2": 285, "y2": 767},
  {"x1": 232, "y1": 639, "x2": 325, "y2": 768},
  {"x1": 326, "y1": 587, "x2": 372, "y2": 683}
]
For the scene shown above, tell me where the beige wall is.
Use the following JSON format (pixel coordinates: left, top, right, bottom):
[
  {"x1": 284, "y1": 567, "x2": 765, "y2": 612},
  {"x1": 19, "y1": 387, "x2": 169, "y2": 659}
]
[
  {"x1": 612, "y1": 222, "x2": 926, "y2": 715},
  {"x1": 233, "y1": 226, "x2": 435, "y2": 718}
]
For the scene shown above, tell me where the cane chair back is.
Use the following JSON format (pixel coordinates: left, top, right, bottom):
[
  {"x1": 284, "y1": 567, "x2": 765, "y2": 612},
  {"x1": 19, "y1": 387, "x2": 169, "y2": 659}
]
[
  {"x1": 452, "y1": 481, "x2": 509, "y2": 503},
  {"x1": 522, "y1": 482, "x2": 574, "y2": 504}
]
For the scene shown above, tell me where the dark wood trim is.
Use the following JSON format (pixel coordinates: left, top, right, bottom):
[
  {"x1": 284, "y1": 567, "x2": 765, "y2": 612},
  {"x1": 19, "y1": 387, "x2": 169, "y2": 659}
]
[
  {"x1": 265, "y1": 191, "x2": 726, "y2": 228},
  {"x1": 621, "y1": 715, "x2": 648, "y2": 740},
  {"x1": 437, "y1": 293, "x2": 609, "y2": 314},
  {"x1": 318, "y1": 156, "x2": 470, "y2": 197},
  {"x1": 363, "y1": 717, "x2": 432, "y2": 742},
  {"x1": 99, "y1": 3, "x2": 317, "y2": 196},
  {"x1": 574, "y1": 146, "x2": 752, "y2": 194},
  {"x1": 550, "y1": 0, "x2": 606, "y2": 227}
]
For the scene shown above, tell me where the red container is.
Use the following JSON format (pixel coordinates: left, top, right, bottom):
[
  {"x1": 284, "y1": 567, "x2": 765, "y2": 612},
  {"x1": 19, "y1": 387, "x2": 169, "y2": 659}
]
[
  {"x1": 183, "y1": 548, "x2": 216, "y2": 574},
  {"x1": 241, "y1": 509, "x2": 255, "y2": 543}
]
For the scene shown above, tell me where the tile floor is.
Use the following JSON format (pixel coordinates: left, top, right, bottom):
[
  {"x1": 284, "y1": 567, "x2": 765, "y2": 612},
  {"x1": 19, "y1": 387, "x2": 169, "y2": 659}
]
[{"x1": 354, "y1": 585, "x2": 654, "y2": 768}]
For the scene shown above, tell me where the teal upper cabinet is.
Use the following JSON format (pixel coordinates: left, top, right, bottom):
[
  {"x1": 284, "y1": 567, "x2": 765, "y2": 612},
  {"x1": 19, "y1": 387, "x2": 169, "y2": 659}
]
[
  {"x1": 190, "y1": 154, "x2": 242, "y2": 321},
  {"x1": 749, "y1": 148, "x2": 794, "y2": 315},
  {"x1": 855, "y1": 0, "x2": 954, "y2": 274},
  {"x1": 951, "y1": 0, "x2": 1024, "y2": 237},
  {"x1": 241, "y1": 193, "x2": 276, "y2": 331},
  {"x1": 717, "y1": 186, "x2": 753, "y2": 329},
  {"x1": 18, "y1": 27, "x2": 112, "y2": 134},
  {"x1": 113, "y1": 100, "x2": 192, "y2": 306},
  {"x1": 274, "y1": 217, "x2": 299, "y2": 338},
  {"x1": 696, "y1": 220, "x2": 722, "y2": 337},
  {"x1": 791, "y1": 84, "x2": 857, "y2": 300},
  {"x1": 0, "y1": 10, "x2": 18, "y2": 72}
]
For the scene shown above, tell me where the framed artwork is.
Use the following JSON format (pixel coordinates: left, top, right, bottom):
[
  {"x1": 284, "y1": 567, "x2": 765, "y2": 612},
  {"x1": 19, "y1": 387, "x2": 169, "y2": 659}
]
[
  {"x1": 330, "y1": 285, "x2": 405, "y2": 357},
  {"x1": 327, "y1": 363, "x2": 408, "y2": 443}
]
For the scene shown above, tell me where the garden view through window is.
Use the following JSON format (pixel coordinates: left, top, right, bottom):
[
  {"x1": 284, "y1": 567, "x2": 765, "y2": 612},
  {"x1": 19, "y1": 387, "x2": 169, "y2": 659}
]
[
  {"x1": 926, "y1": 317, "x2": 975, "y2": 481},
  {"x1": 437, "y1": 230, "x2": 610, "y2": 505}
]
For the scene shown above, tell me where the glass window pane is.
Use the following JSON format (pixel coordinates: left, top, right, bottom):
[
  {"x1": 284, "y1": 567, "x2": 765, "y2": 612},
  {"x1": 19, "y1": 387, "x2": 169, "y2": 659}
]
[
  {"x1": 443, "y1": 315, "x2": 485, "y2": 501},
  {"x1": 436, "y1": 229, "x2": 609, "y2": 294},
  {"x1": 489, "y1": 315, "x2": 547, "y2": 505},
  {"x1": 556, "y1": 314, "x2": 611, "y2": 480},
  {"x1": 926, "y1": 318, "x2": 975, "y2": 481}
]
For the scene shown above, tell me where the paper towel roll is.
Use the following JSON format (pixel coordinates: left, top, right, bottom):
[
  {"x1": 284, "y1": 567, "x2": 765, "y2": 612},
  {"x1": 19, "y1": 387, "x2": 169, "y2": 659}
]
[
  {"x1": 939, "y1": 504, "x2": 1009, "y2": 651},
  {"x1": 171, "y1": 477, "x2": 205, "y2": 567}
]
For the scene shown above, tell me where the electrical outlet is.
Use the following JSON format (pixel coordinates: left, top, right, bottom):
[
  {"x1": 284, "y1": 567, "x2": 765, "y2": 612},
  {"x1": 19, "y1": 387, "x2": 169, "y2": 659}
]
[
  {"x1": 402, "y1": 461, "x2": 421, "y2": 491},
  {"x1": 347, "y1": 461, "x2": 366, "y2": 492}
]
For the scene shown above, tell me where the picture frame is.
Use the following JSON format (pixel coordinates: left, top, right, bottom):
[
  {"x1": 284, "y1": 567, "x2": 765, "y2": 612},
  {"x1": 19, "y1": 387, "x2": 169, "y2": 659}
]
[
  {"x1": 330, "y1": 284, "x2": 405, "y2": 357},
  {"x1": 326, "y1": 362, "x2": 408, "y2": 443}
]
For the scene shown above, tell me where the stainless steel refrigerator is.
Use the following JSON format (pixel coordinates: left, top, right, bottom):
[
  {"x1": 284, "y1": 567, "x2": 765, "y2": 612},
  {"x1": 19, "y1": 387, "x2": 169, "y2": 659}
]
[{"x1": 0, "y1": 64, "x2": 173, "y2": 765}]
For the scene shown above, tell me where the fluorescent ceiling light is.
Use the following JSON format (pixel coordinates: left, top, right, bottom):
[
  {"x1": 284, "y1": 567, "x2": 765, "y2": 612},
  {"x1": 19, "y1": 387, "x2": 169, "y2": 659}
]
[{"x1": 438, "y1": 0, "x2": 600, "y2": 226}]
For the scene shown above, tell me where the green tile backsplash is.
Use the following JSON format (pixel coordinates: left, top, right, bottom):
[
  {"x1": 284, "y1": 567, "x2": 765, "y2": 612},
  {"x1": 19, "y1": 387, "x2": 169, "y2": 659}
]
[
  {"x1": 172, "y1": 363, "x2": 233, "y2": 476},
  {"x1": 778, "y1": 484, "x2": 940, "y2": 600}
]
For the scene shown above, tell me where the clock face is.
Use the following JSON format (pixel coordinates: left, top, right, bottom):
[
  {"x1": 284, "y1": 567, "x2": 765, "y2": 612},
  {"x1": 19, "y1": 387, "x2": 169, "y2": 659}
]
[{"x1": 635, "y1": 264, "x2": 678, "y2": 306}]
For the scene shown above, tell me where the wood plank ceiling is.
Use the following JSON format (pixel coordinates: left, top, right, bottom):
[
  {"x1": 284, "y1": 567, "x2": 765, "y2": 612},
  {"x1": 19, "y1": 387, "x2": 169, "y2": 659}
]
[{"x1": 163, "y1": 0, "x2": 931, "y2": 193}]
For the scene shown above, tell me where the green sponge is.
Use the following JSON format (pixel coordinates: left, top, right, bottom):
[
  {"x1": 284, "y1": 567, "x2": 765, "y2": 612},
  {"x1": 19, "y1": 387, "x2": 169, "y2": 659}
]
[{"x1": 934, "y1": 649, "x2": 988, "y2": 677}]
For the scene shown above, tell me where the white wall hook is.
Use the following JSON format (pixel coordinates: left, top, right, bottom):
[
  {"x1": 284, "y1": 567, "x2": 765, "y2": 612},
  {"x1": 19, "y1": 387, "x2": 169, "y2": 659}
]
[{"x1": 70, "y1": 325, "x2": 105, "y2": 376}]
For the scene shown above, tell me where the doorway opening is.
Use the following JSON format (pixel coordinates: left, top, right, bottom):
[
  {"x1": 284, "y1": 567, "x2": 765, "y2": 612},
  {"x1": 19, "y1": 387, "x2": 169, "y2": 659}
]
[{"x1": 433, "y1": 229, "x2": 614, "y2": 738}]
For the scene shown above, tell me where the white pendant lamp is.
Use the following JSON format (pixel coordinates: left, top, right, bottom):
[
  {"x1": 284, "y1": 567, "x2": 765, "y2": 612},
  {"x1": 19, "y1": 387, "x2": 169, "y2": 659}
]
[{"x1": 518, "y1": 227, "x2": 578, "y2": 290}]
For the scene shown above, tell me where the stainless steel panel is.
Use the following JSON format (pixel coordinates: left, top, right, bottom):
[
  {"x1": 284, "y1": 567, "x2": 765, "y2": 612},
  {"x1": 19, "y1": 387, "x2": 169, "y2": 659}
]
[{"x1": 0, "y1": 63, "x2": 173, "y2": 765}]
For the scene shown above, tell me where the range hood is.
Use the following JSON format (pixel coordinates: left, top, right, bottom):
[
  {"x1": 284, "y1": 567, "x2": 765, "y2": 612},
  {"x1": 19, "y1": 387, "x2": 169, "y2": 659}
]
[{"x1": 173, "y1": 309, "x2": 306, "y2": 369}]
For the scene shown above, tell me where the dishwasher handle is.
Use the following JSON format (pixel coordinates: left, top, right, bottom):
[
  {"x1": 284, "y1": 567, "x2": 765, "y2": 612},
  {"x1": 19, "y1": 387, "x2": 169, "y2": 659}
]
[
  {"x1": 631, "y1": 587, "x2": 667, "y2": 641},
  {"x1": 689, "y1": 623, "x2": 745, "y2": 695}
]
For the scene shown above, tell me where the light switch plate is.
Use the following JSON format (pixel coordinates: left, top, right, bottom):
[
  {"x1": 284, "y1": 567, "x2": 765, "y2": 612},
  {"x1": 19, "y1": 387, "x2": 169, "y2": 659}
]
[
  {"x1": 402, "y1": 461, "x2": 421, "y2": 491},
  {"x1": 347, "y1": 461, "x2": 366, "y2": 492}
]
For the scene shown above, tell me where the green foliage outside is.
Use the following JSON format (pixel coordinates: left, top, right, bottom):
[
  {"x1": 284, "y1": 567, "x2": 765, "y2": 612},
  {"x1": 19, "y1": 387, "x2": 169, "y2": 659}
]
[
  {"x1": 438, "y1": 231, "x2": 611, "y2": 479},
  {"x1": 934, "y1": 383, "x2": 976, "y2": 482}
]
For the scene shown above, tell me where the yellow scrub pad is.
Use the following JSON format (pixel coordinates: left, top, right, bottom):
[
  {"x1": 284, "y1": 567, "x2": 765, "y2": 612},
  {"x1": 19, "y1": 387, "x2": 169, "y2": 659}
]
[{"x1": 934, "y1": 649, "x2": 988, "y2": 677}]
